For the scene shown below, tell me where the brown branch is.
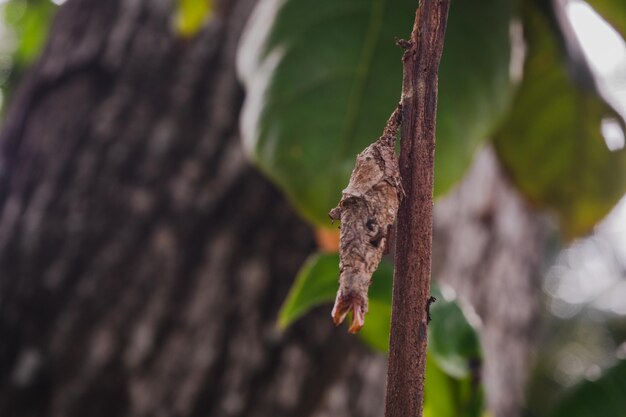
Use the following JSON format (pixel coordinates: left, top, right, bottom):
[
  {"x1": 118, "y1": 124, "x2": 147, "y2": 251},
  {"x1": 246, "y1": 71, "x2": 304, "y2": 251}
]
[{"x1": 384, "y1": 1, "x2": 451, "y2": 417}]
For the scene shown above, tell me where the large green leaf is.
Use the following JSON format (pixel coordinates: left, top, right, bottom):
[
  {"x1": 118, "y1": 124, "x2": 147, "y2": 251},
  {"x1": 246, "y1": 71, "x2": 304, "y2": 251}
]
[
  {"x1": 238, "y1": 0, "x2": 515, "y2": 227},
  {"x1": 494, "y1": 4, "x2": 626, "y2": 238},
  {"x1": 550, "y1": 360, "x2": 626, "y2": 417}
]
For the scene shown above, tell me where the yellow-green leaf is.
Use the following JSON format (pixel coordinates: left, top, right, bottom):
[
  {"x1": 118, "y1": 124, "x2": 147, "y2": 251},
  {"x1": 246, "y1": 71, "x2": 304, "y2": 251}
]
[
  {"x1": 174, "y1": 0, "x2": 213, "y2": 38},
  {"x1": 494, "y1": 4, "x2": 626, "y2": 238}
]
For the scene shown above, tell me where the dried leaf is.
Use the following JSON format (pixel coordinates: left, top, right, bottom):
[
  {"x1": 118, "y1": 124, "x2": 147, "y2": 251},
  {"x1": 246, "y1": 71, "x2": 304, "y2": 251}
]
[{"x1": 329, "y1": 107, "x2": 403, "y2": 333}]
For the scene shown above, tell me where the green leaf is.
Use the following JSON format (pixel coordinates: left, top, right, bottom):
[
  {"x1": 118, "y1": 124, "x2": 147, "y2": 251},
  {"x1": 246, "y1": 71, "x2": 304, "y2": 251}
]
[
  {"x1": 424, "y1": 354, "x2": 484, "y2": 417},
  {"x1": 429, "y1": 287, "x2": 482, "y2": 379},
  {"x1": 436, "y1": 0, "x2": 516, "y2": 197},
  {"x1": 238, "y1": 0, "x2": 516, "y2": 227},
  {"x1": 277, "y1": 252, "x2": 340, "y2": 329},
  {"x1": 550, "y1": 360, "x2": 626, "y2": 417},
  {"x1": 173, "y1": 0, "x2": 213, "y2": 38},
  {"x1": 2, "y1": 0, "x2": 56, "y2": 69},
  {"x1": 424, "y1": 354, "x2": 458, "y2": 417},
  {"x1": 493, "y1": 4, "x2": 626, "y2": 238}
]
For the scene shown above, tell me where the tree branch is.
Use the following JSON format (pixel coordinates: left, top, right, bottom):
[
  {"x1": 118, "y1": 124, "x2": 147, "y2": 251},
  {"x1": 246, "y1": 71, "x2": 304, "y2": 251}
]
[{"x1": 384, "y1": 1, "x2": 451, "y2": 416}]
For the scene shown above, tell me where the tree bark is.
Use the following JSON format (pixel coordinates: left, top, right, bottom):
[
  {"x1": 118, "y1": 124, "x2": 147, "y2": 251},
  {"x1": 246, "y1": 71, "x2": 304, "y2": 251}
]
[
  {"x1": 0, "y1": 1, "x2": 546, "y2": 417},
  {"x1": 385, "y1": 1, "x2": 450, "y2": 416},
  {"x1": 0, "y1": 1, "x2": 381, "y2": 416}
]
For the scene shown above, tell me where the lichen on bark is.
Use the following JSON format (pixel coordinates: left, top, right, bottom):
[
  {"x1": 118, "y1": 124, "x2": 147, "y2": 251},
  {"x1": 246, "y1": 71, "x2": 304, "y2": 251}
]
[{"x1": 329, "y1": 107, "x2": 403, "y2": 333}]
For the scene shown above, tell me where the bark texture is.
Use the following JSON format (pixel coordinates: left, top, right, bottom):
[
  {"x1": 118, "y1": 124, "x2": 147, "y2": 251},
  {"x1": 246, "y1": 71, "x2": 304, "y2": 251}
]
[
  {"x1": 0, "y1": 1, "x2": 382, "y2": 416},
  {"x1": 385, "y1": 2, "x2": 450, "y2": 416}
]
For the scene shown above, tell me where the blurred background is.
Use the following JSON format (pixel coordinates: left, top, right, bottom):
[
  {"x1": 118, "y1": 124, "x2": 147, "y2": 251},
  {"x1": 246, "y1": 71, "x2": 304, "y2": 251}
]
[{"x1": 0, "y1": 0, "x2": 625, "y2": 417}]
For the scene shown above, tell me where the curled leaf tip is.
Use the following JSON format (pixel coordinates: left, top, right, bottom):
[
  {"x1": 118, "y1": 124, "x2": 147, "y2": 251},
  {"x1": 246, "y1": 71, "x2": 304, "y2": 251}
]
[{"x1": 331, "y1": 290, "x2": 367, "y2": 333}]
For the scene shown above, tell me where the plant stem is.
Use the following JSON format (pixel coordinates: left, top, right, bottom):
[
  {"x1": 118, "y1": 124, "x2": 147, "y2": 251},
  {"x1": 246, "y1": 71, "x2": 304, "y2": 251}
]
[{"x1": 384, "y1": 1, "x2": 450, "y2": 417}]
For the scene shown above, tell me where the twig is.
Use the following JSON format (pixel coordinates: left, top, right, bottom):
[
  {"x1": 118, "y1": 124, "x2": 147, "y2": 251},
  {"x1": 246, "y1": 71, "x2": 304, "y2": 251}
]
[{"x1": 384, "y1": 1, "x2": 451, "y2": 417}]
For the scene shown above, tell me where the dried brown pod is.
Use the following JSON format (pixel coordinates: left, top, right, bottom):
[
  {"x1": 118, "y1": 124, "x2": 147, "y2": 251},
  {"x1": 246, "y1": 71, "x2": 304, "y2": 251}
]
[{"x1": 329, "y1": 106, "x2": 403, "y2": 333}]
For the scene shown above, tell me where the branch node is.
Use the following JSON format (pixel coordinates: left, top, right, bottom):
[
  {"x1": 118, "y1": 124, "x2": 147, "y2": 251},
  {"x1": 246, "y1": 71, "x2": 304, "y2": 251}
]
[
  {"x1": 395, "y1": 37, "x2": 412, "y2": 50},
  {"x1": 381, "y1": 104, "x2": 403, "y2": 143},
  {"x1": 426, "y1": 296, "x2": 437, "y2": 323}
]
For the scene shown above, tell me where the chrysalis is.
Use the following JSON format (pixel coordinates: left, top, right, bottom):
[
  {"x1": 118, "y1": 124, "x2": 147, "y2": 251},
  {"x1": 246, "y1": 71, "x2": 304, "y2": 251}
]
[{"x1": 329, "y1": 107, "x2": 403, "y2": 333}]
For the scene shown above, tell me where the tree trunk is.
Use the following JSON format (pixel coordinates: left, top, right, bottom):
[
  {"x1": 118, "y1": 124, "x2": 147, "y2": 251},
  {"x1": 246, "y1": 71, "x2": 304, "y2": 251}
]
[
  {"x1": 0, "y1": 1, "x2": 381, "y2": 416},
  {"x1": 0, "y1": 1, "x2": 546, "y2": 416}
]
